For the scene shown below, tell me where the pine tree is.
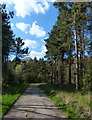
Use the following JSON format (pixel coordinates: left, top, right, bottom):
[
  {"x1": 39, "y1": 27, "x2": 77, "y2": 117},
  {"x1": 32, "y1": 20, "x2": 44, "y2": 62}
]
[
  {"x1": 14, "y1": 37, "x2": 29, "y2": 62},
  {"x1": 1, "y1": 4, "x2": 14, "y2": 62}
]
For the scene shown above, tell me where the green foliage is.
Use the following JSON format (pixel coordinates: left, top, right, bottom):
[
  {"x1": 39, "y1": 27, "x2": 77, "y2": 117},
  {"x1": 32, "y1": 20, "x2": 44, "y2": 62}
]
[
  {"x1": 15, "y1": 64, "x2": 22, "y2": 84},
  {"x1": 14, "y1": 37, "x2": 29, "y2": 59},
  {"x1": 2, "y1": 61, "x2": 16, "y2": 85},
  {"x1": 82, "y1": 72, "x2": 91, "y2": 91},
  {"x1": 20, "y1": 58, "x2": 48, "y2": 83}
]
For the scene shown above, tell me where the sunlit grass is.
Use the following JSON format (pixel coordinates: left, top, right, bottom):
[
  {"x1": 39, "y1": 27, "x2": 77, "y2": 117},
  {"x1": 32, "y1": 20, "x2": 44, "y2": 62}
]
[
  {"x1": 39, "y1": 83, "x2": 91, "y2": 119},
  {"x1": 1, "y1": 83, "x2": 29, "y2": 118}
]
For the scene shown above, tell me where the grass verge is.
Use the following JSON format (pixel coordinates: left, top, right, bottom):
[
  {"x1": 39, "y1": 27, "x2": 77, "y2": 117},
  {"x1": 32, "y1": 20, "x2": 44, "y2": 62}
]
[
  {"x1": 0, "y1": 83, "x2": 29, "y2": 118},
  {"x1": 39, "y1": 83, "x2": 91, "y2": 119}
]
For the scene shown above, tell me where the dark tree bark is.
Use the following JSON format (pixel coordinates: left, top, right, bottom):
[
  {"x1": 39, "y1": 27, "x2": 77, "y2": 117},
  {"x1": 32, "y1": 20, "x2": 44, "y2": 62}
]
[{"x1": 68, "y1": 44, "x2": 72, "y2": 84}]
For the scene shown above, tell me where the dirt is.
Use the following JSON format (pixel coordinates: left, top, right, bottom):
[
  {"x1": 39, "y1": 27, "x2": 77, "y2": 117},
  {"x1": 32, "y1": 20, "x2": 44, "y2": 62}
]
[{"x1": 3, "y1": 85, "x2": 67, "y2": 119}]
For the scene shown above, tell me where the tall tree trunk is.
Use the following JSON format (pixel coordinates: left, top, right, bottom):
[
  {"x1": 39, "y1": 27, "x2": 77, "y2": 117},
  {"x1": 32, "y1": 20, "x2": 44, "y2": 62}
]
[
  {"x1": 82, "y1": 29, "x2": 85, "y2": 76},
  {"x1": 60, "y1": 56, "x2": 64, "y2": 85},
  {"x1": 74, "y1": 24, "x2": 79, "y2": 89},
  {"x1": 51, "y1": 61, "x2": 55, "y2": 84},
  {"x1": 56, "y1": 61, "x2": 59, "y2": 84},
  {"x1": 58, "y1": 62, "x2": 61, "y2": 84},
  {"x1": 79, "y1": 29, "x2": 84, "y2": 87},
  {"x1": 51, "y1": 64, "x2": 53, "y2": 84},
  {"x1": 0, "y1": 12, "x2": 2, "y2": 88},
  {"x1": 54, "y1": 61, "x2": 57, "y2": 84},
  {"x1": 68, "y1": 44, "x2": 71, "y2": 84}
]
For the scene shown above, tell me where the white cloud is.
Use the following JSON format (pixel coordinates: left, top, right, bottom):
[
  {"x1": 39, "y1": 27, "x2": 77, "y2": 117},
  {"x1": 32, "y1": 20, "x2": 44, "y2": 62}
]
[
  {"x1": 15, "y1": 21, "x2": 46, "y2": 36},
  {"x1": 23, "y1": 39, "x2": 38, "y2": 49},
  {"x1": 10, "y1": 23, "x2": 14, "y2": 28},
  {"x1": 16, "y1": 22, "x2": 30, "y2": 33},
  {"x1": 14, "y1": 0, "x2": 50, "y2": 18},
  {"x1": 41, "y1": 0, "x2": 56, "y2": 1},
  {"x1": 41, "y1": 45, "x2": 47, "y2": 53},
  {"x1": 0, "y1": 0, "x2": 13, "y2": 4},
  {"x1": 0, "y1": 0, "x2": 52, "y2": 18},
  {"x1": 29, "y1": 21, "x2": 46, "y2": 37},
  {"x1": 29, "y1": 51, "x2": 43, "y2": 60},
  {"x1": 29, "y1": 45, "x2": 47, "y2": 59}
]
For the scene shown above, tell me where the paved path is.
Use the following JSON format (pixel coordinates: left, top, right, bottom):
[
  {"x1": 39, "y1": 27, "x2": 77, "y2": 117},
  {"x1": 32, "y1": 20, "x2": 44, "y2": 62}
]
[{"x1": 3, "y1": 85, "x2": 66, "y2": 119}]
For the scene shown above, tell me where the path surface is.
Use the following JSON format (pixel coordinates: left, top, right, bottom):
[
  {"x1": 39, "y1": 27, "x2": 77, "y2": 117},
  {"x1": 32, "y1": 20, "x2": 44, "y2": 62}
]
[{"x1": 3, "y1": 85, "x2": 66, "y2": 119}]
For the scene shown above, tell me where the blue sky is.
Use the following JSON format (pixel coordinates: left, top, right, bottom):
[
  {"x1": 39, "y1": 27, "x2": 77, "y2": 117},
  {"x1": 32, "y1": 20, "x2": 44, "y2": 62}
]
[{"x1": 0, "y1": 0, "x2": 58, "y2": 60}]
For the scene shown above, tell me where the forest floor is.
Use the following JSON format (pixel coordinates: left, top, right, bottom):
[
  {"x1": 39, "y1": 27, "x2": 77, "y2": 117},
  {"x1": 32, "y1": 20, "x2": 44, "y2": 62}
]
[{"x1": 3, "y1": 84, "x2": 66, "y2": 119}]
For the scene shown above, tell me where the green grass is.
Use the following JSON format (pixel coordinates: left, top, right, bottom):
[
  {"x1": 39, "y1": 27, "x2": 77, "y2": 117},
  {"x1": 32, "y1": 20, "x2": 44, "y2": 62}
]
[
  {"x1": 0, "y1": 83, "x2": 29, "y2": 118},
  {"x1": 39, "y1": 83, "x2": 91, "y2": 119}
]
